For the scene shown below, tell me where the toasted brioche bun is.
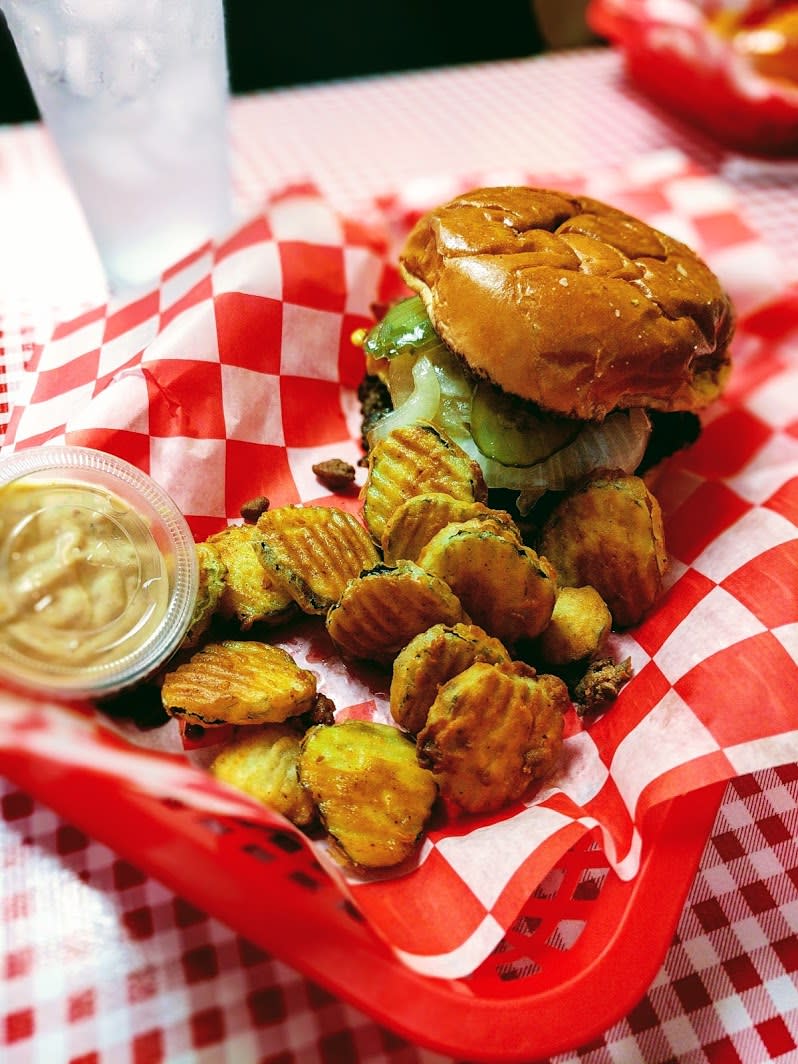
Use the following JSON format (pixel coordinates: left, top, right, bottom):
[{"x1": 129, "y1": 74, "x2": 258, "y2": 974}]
[{"x1": 399, "y1": 187, "x2": 734, "y2": 421}]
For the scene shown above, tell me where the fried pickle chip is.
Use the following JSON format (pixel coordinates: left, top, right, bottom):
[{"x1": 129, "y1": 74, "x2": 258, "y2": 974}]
[
  {"x1": 535, "y1": 585, "x2": 612, "y2": 667},
  {"x1": 361, "y1": 422, "x2": 487, "y2": 542},
  {"x1": 207, "y1": 524, "x2": 297, "y2": 630},
  {"x1": 162, "y1": 640, "x2": 317, "y2": 726},
  {"x1": 182, "y1": 541, "x2": 227, "y2": 648},
  {"x1": 417, "y1": 660, "x2": 569, "y2": 814},
  {"x1": 256, "y1": 505, "x2": 380, "y2": 615},
  {"x1": 417, "y1": 519, "x2": 557, "y2": 644},
  {"x1": 381, "y1": 492, "x2": 520, "y2": 565},
  {"x1": 298, "y1": 720, "x2": 437, "y2": 868},
  {"x1": 326, "y1": 561, "x2": 467, "y2": 664},
  {"x1": 210, "y1": 724, "x2": 315, "y2": 826},
  {"x1": 390, "y1": 622, "x2": 511, "y2": 734},
  {"x1": 539, "y1": 472, "x2": 669, "y2": 628}
]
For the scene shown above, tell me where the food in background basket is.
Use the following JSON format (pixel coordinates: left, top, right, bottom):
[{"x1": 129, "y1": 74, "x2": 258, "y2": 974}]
[
  {"x1": 417, "y1": 660, "x2": 569, "y2": 814},
  {"x1": 161, "y1": 640, "x2": 317, "y2": 726},
  {"x1": 538, "y1": 471, "x2": 669, "y2": 629},
  {"x1": 710, "y1": 3, "x2": 798, "y2": 86},
  {"x1": 588, "y1": 0, "x2": 798, "y2": 154},
  {"x1": 356, "y1": 186, "x2": 734, "y2": 515},
  {"x1": 210, "y1": 724, "x2": 315, "y2": 826},
  {"x1": 390, "y1": 622, "x2": 511, "y2": 735},
  {"x1": 255, "y1": 505, "x2": 380, "y2": 615},
  {"x1": 361, "y1": 421, "x2": 487, "y2": 541},
  {"x1": 207, "y1": 524, "x2": 297, "y2": 630},
  {"x1": 416, "y1": 517, "x2": 557, "y2": 645},
  {"x1": 298, "y1": 719, "x2": 438, "y2": 869},
  {"x1": 325, "y1": 560, "x2": 467, "y2": 664}
]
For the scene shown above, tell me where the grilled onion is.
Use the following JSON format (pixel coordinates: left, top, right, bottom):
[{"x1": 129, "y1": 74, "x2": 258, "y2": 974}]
[{"x1": 369, "y1": 356, "x2": 441, "y2": 442}]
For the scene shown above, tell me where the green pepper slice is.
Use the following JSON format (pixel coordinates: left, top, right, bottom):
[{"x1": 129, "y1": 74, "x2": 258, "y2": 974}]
[{"x1": 363, "y1": 296, "x2": 446, "y2": 361}]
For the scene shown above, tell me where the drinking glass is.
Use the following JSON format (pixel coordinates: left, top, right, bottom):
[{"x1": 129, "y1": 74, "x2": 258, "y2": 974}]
[{"x1": 2, "y1": 0, "x2": 233, "y2": 293}]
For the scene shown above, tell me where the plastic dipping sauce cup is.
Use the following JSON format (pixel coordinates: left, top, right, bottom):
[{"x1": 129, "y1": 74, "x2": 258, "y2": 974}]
[
  {"x1": 1, "y1": 0, "x2": 233, "y2": 294},
  {"x1": 0, "y1": 446, "x2": 198, "y2": 700}
]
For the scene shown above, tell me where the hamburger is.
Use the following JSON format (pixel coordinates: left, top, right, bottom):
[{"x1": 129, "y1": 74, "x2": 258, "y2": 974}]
[{"x1": 357, "y1": 186, "x2": 734, "y2": 515}]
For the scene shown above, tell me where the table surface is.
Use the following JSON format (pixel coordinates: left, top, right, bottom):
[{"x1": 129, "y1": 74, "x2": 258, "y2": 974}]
[{"x1": 2, "y1": 46, "x2": 798, "y2": 1064}]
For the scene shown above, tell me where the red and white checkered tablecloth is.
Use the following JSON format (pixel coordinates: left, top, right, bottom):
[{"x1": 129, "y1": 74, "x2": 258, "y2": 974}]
[{"x1": 1, "y1": 46, "x2": 798, "y2": 1064}]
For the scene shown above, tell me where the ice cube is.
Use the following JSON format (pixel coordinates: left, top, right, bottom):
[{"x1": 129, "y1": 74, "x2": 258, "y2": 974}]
[
  {"x1": 63, "y1": 32, "x2": 101, "y2": 97},
  {"x1": 140, "y1": 0, "x2": 166, "y2": 22},
  {"x1": 106, "y1": 31, "x2": 161, "y2": 100},
  {"x1": 145, "y1": 60, "x2": 216, "y2": 157},
  {"x1": 173, "y1": 6, "x2": 202, "y2": 46},
  {"x1": 60, "y1": 0, "x2": 127, "y2": 27},
  {"x1": 30, "y1": 15, "x2": 63, "y2": 77},
  {"x1": 8, "y1": 8, "x2": 64, "y2": 81},
  {"x1": 66, "y1": 121, "x2": 156, "y2": 194}
]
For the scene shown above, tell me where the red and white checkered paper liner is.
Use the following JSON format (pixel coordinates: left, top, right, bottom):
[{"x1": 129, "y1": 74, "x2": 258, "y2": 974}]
[{"x1": 1, "y1": 152, "x2": 796, "y2": 979}]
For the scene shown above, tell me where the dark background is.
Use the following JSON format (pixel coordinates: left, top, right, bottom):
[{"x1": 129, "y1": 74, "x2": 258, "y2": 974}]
[{"x1": 0, "y1": 1, "x2": 560, "y2": 125}]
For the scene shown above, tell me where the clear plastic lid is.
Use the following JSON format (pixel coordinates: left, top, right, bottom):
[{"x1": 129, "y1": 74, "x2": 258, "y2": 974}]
[{"x1": 0, "y1": 446, "x2": 198, "y2": 699}]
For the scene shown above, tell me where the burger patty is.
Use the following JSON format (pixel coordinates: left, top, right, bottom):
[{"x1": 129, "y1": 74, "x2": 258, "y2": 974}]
[
  {"x1": 357, "y1": 373, "x2": 393, "y2": 452},
  {"x1": 637, "y1": 410, "x2": 701, "y2": 475}
]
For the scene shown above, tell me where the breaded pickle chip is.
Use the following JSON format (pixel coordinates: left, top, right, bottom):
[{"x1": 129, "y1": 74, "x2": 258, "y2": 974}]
[
  {"x1": 208, "y1": 524, "x2": 297, "y2": 630},
  {"x1": 539, "y1": 472, "x2": 669, "y2": 628},
  {"x1": 182, "y1": 541, "x2": 227, "y2": 648},
  {"x1": 390, "y1": 622, "x2": 511, "y2": 734},
  {"x1": 418, "y1": 661, "x2": 569, "y2": 813},
  {"x1": 298, "y1": 720, "x2": 437, "y2": 868},
  {"x1": 256, "y1": 505, "x2": 380, "y2": 615},
  {"x1": 381, "y1": 492, "x2": 519, "y2": 565},
  {"x1": 362, "y1": 422, "x2": 487, "y2": 542},
  {"x1": 210, "y1": 724, "x2": 315, "y2": 826},
  {"x1": 326, "y1": 561, "x2": 467, "y2": 664},
  {"x1": 417, "y1": 519, "x2": 557, "y2": 645},
  {"x1": 535, "y1": 585, "x2": 612, "y2": 667},
  {"x1": 162, "y1": 640, "x2": 317, "y2": 726}
]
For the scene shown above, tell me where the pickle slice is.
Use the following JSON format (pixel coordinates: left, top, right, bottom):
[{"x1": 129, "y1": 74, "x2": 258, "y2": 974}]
[
  {"x1": 363, "y1": 296, "x2": 446, "y2": 361},
  {"x1": 470, "y1": 381, "x2": 579, "y2": 467}
]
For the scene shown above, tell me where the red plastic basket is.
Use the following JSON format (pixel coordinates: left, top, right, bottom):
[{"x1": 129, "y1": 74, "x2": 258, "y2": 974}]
[
  {"x1": 1, "y1": 164, "x2": 790, "y2": 1061},
  {"x1": 0, "y1": 726, "x2": 725, "y2": 1061},
  {"x1": 587, "y1": 0, "x2": 798, "y2": 155}
]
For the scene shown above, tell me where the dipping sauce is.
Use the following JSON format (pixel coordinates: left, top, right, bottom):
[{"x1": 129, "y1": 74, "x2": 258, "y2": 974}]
[
  {"x1": 0, "y1": 447, "x2": 198, "y2": 699},
  {"x1": 0, "y1": 481, "x2": 169, "y2": 668}
]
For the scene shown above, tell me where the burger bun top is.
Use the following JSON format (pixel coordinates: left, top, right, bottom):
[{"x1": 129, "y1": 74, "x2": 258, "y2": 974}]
[{"x1": 399, "y1": 187, "x2": 734, "y2": 420}]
